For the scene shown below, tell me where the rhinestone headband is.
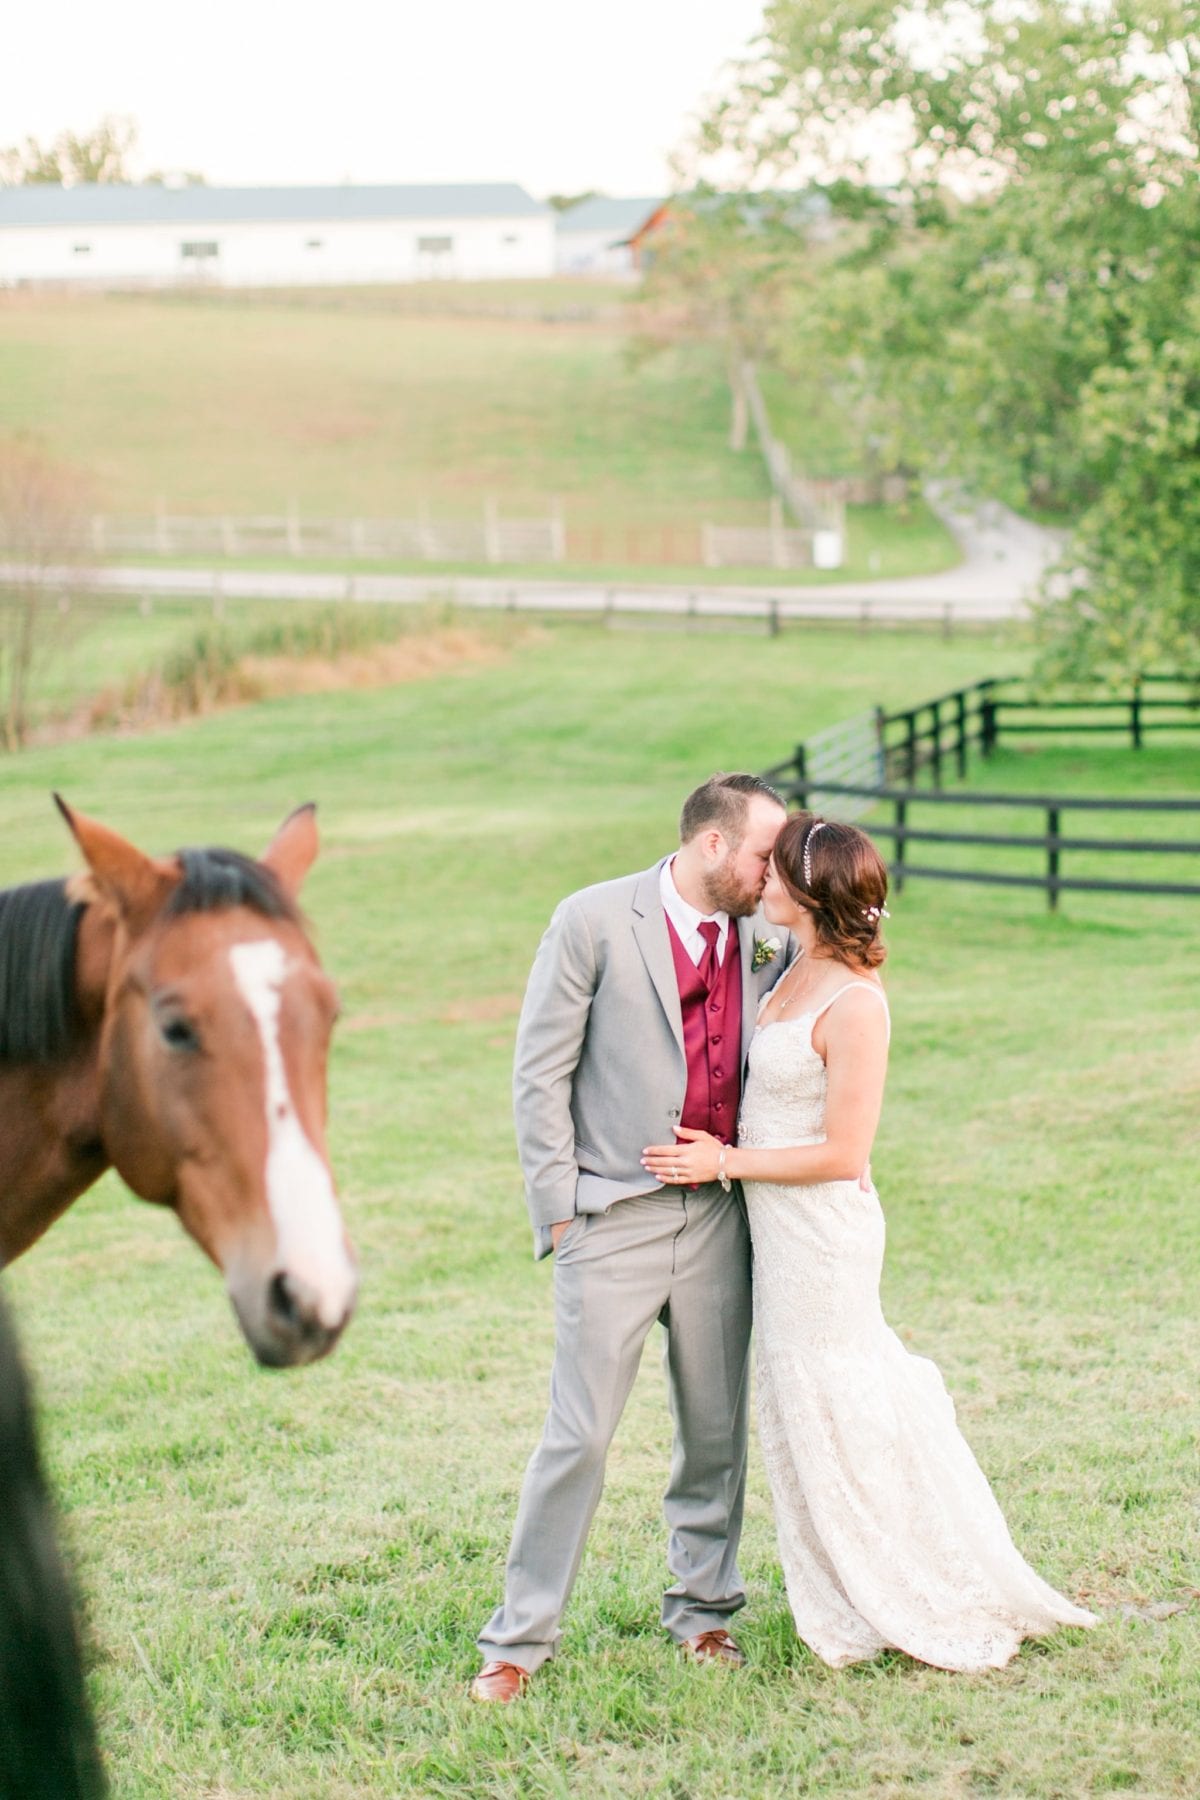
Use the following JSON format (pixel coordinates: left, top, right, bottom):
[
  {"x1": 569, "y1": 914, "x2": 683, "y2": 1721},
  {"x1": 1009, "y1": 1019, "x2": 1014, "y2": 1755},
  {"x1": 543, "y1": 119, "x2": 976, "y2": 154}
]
[{"x1": 802, "y1": 820, "x2": 828, "y2": 889}]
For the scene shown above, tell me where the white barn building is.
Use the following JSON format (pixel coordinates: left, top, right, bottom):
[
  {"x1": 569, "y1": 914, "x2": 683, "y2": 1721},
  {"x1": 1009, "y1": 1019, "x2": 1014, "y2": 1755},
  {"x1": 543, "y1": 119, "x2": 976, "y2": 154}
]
[
  {"x1": 0, "y1": 182, "x2": 555, "y2": 287},
  {"x1": 554, "y1": 196, "x2": 663, "y2": 276}
]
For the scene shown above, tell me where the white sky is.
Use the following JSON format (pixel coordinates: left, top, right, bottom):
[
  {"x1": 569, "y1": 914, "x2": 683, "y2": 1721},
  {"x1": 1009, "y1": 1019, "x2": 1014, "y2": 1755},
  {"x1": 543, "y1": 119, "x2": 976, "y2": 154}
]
[{"x1": 3, "y1": 0, "x2": 769, "y2": 197}]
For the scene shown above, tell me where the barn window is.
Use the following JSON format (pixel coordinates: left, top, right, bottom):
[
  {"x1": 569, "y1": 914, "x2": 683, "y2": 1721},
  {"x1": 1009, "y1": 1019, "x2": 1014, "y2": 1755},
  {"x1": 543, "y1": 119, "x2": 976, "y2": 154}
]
[
  {"x1": 306, "y1": 238, "x2": 324, "y2": 250},
  {"x1": 502, "y1": 234, "x2": 519, "y2": 244},
  {"x1": 72, "y1": 243, "x2": 92, "y2": 255},
  {"x1": 417, "y1": 235, "x2": 453, "y2": 254},
  {"x1": 179, "y1": 241, "x2": 220, "y2": 259}
]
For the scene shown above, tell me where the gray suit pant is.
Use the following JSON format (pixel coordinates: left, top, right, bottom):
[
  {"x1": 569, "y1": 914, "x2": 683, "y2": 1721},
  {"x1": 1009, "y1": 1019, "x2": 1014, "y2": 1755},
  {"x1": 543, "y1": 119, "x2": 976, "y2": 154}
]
[{"x1": 479, "y1": 1184, "x2": 752, "y2": 1672}]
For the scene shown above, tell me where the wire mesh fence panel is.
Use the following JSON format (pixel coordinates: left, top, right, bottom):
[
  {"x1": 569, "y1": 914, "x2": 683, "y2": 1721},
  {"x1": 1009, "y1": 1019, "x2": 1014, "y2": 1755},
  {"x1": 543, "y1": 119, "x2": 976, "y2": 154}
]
[{"x1": 803, "y1": 711, "x2": 885, "y2": 819}]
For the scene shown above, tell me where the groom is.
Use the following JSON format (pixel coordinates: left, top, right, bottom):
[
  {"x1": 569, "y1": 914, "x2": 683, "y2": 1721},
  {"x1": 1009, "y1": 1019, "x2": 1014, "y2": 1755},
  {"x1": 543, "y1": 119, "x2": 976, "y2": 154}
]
[{"x1": 473, "y1": 773, "x2": 791, "y2": 1701}]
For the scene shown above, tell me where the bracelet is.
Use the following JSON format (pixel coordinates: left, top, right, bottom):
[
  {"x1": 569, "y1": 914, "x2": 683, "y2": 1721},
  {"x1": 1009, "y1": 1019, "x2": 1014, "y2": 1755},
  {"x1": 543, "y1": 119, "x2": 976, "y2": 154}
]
[{"x1": 717, "y1": 1144, "x2": 732, "y2": 1192}]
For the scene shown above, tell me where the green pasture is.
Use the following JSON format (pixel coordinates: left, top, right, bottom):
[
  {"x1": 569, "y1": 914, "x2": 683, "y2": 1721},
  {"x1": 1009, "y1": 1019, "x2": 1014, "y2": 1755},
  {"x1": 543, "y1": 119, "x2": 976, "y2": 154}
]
[
  {"x1": 1, "y1": 620, "x2": 1197, "y2": 1799},
  {"x1": 0, "y1": 288, "x2": 959, "y2": 582}
]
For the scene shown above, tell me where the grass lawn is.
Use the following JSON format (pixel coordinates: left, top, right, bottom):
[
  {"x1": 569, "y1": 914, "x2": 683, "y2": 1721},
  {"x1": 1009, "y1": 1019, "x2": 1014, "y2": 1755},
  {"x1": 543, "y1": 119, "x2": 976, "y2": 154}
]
[
  {"x1": 0, "y1": 287, "x2": 961, "y2": 582},
  {"x1": 1, "y1": 620, "x2": 1196, "y2": 1798}
]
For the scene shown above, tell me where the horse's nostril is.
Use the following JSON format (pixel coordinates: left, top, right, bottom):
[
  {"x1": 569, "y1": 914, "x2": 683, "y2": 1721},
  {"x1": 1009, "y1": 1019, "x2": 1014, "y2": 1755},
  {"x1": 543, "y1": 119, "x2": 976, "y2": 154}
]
[{"x1": 268, "y1": 1270, "x2": 302, "y2": 1329}]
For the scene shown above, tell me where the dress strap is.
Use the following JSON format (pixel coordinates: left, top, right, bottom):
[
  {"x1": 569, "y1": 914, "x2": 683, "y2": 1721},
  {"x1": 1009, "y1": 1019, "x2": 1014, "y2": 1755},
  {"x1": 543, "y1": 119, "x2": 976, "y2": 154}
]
[{"x1": 811, "y1": 982, "x2": 890, "y2": 1041}]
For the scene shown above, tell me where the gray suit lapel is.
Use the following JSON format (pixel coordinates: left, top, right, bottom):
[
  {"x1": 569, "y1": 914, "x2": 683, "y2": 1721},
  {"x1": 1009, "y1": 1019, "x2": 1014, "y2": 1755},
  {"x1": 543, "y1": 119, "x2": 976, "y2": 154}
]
[
  {"x1": 737, "y1": 914, "x2": 791, "y2": 1066},
  {"x1": 631, "y1": 863, "x2": 684, "y2": 1055}
]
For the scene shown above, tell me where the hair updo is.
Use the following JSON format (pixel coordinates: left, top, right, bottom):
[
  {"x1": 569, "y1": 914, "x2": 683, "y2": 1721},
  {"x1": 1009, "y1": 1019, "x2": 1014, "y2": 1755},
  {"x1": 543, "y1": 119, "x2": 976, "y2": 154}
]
[{"x1": 774, "y1": 812, "x2": 889, "y2": 970}]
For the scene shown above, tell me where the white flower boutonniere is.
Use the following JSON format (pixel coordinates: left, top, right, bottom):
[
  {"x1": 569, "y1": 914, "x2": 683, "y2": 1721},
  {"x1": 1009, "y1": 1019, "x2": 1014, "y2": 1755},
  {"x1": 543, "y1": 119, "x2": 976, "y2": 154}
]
[{"x1": 752, "y1": 934, "x2": 782, "y2": 972}]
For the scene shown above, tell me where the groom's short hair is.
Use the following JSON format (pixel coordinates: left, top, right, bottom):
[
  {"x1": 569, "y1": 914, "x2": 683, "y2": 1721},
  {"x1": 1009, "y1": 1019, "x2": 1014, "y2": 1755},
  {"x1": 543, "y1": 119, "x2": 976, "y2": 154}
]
[{"x1": 679, "y1": 773, "x2": 784, "y2": 847}]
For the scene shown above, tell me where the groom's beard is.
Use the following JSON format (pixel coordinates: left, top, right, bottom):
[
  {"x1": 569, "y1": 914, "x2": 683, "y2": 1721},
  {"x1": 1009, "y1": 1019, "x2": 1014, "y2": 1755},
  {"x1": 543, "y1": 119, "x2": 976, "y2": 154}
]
[{"x1": 703, "y1": 854, "x2": 762, "y2": 919}]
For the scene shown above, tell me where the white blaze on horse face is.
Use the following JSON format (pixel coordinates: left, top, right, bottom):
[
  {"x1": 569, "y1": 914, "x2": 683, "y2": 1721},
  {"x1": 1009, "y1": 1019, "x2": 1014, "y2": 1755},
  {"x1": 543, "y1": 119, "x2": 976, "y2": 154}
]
[{"x1": 228, "y1": 939, "x2": 355, "y2": 1329}]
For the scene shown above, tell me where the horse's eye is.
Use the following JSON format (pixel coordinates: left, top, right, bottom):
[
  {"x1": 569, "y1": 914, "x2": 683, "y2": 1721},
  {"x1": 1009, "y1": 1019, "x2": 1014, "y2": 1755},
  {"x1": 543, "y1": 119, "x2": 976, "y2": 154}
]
[{"x1": 160, "y1": 1016, "x2": 200, "y2": 1052}]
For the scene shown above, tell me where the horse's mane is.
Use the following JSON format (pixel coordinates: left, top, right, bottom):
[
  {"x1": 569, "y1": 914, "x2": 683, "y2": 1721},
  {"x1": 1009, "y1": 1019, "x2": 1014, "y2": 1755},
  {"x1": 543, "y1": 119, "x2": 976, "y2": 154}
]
[
  {"x1": 0, "y1": 882, "x2": 85, "y2": 1064},
  {"x1": 0, "y1": 847, "x2": 299, "y2": 1065}
]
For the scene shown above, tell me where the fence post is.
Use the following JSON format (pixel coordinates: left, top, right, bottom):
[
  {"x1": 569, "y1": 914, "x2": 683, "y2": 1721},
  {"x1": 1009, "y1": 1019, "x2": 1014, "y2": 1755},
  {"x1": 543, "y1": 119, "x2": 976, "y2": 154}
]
[
  {"x1": 1131, "y1": 683, "x2": 1142, "y2": 749},
  {"x1": 981, "y1": 695, "x2": 997, "y2": 756},
  {"x1": 483, "y1": 495, "x2": 502, "y2": 565},
  {"x1": 930, "y1": 701, "x2": 943, "y2": 788},
  {"x1": 956, "y1": 689, "x2": 968, "y2": 778},
  {"x1": 904, "y1": 710, "x2": 918, "y2": 784},
  {"x1": 286, "y1": 499, "x2": 302, "y2": 558},
  {"x1": 1046, "y1": 805, "x2": 1060, "y2": 912},
  {"x1": 769, "y1": 495, "x2": 787, "y2": 570},
  {"x1": 768, "y1": 599, "x2": 780, "y2": 638},
  {"x1": 893, "y1": 797, "x2": 907, "y2": 893},
  {"x1": 549, "y1": 495, "x2": 566, "y2": 563},
  {"x1": 793, "y1": 743, "x2": 809, "y2": 810}
]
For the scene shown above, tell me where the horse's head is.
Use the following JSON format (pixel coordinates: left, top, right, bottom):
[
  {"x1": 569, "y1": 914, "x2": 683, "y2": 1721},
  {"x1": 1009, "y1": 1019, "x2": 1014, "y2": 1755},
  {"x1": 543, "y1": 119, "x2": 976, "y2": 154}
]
[{"x1": 56, "y1": 798, "x2": 358, "y2": 1369}]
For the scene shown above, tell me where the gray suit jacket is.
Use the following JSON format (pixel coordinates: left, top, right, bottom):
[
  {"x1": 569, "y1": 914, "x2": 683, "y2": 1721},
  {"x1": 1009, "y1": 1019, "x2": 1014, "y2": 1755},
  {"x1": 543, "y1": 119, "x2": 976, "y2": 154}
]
[{"x1": 514, "y1": 858, "x2": 793, "y2": 1258}]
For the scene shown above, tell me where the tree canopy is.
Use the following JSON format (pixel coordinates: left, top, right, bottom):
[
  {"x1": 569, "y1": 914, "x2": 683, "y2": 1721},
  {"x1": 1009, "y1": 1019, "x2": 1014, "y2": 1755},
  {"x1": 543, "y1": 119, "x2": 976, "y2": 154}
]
[
  {"x1": 0, "y1": 116, "x2": 138, "y2": 187},
  {"x1": 674, "y1": 0, "x2": 1200, "y2": 678}
]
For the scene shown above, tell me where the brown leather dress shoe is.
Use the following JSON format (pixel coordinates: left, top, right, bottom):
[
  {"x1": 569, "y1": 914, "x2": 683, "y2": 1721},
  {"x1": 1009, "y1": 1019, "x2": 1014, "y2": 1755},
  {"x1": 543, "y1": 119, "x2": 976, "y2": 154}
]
[
  {"x1": 680, "y1": 1629, "x2": 746, "y2": 1668},
  {"x1": 470, "y1": 1659, "x2": 531, "y2": 1703}
]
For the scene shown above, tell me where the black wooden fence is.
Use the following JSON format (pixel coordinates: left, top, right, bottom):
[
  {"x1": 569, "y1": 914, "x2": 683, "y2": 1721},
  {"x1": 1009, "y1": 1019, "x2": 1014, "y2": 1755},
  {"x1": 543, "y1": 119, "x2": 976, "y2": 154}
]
[
  {"x1": 870, "y1": 673, "x2": 1200, "y2": 788},
  {"x1": 766, "y1": 674, "x2": 1200, "y2": 909}
]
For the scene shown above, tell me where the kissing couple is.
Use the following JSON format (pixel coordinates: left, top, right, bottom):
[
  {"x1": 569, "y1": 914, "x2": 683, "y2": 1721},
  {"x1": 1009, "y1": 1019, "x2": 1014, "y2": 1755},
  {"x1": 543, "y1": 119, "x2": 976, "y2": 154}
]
[{"x1": 473, "y1": 774, "x2": 1096, "y2": 1698}]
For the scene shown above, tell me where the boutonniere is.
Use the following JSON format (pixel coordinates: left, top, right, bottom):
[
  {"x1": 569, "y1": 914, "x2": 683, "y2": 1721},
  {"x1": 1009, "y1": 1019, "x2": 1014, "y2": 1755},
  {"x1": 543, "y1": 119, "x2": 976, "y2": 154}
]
[{"x1": 751, "y1": 934, "x2": 781, "y2": 971}]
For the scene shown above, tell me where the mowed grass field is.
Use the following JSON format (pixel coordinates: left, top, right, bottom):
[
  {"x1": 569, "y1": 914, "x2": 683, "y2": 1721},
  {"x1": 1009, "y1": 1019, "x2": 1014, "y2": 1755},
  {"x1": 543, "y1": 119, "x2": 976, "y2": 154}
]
[
  {"x1": 1, "y1": 620, "x2": 1197, "y2": 1799},
  {"x1": 0, "y1": 288, "x2": 958, "y2": 582}
]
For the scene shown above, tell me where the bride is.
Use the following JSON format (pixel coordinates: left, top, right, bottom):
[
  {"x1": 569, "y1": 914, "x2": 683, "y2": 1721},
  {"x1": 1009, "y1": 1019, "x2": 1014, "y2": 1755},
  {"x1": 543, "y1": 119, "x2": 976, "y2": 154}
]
[{"x1": 642, "y1": 813, "x2": 1096, "y2": 1671}]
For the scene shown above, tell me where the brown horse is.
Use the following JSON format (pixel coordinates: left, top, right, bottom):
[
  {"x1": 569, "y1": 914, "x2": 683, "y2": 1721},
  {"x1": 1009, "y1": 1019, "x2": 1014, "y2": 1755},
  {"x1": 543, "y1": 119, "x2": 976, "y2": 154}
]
[{"x1": 0, "y1": 798, "x2": 357, "y2": 1367}]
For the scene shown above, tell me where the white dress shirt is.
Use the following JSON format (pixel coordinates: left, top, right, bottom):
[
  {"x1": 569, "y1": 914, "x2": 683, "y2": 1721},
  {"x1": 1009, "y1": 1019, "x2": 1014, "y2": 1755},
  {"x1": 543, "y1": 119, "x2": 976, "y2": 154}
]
[{"x1": 660, "y1": 857, "x2": 730, "y2": 968}]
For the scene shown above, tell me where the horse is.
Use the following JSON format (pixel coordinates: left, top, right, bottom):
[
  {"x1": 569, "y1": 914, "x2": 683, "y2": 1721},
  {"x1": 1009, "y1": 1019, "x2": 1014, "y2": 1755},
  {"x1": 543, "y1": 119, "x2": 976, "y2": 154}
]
[{"x1": 0, "y1": 797, "x2": 358, "y2": 1368}]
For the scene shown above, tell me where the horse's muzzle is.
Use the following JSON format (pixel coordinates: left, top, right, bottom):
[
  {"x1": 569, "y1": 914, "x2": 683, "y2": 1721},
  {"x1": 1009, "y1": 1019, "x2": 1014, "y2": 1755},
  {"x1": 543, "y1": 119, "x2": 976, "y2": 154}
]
[{"x1": 232, "y1": 1264, "x2": 359, "y2": 1368}]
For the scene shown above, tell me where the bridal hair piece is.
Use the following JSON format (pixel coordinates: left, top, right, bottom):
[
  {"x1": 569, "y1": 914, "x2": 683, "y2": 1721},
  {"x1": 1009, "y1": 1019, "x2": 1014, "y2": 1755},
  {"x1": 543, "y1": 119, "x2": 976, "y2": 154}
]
[{"x1": 802, "y1": 820, "x2": 828, "y2": 890}]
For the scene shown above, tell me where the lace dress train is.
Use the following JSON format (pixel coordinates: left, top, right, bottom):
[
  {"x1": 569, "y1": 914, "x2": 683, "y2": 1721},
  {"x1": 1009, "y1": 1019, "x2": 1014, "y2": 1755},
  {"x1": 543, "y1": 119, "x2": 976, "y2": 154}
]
[{"x1": 741, "y1": 984, "x2": 1097, "y2": 1671}]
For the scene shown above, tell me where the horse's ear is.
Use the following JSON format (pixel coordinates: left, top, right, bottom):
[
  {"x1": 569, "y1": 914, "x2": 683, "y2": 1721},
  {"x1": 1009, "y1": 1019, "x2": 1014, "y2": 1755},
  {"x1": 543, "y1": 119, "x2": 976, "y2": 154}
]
[
  {"x1": 54, "y1": 795, "x2": 179, "y2": 930},
  {"x1": 260, "y1": 803, "x2": 319, "y2": 898}
]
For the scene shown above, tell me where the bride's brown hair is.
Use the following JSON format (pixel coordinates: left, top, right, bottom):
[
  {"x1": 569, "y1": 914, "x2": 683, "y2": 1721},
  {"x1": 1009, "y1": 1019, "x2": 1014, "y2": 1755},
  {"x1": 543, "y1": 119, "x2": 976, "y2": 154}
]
[{"x1": 774, "y1": 813, "x2": 889, "y2": 970}]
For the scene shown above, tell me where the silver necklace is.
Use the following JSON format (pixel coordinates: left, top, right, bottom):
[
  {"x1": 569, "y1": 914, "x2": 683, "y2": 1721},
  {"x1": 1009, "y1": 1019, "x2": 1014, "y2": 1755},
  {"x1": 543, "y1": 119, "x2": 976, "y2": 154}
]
[{"x1": 775, "y1": 952, "x2": 817, "y2": 1013}]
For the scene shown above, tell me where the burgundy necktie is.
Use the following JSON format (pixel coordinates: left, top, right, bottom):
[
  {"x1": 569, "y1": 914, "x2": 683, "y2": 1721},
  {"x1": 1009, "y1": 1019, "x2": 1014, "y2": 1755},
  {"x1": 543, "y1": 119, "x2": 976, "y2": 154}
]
[{"x1": 697, "y1": 920, "x2": 721, "y2": 991}]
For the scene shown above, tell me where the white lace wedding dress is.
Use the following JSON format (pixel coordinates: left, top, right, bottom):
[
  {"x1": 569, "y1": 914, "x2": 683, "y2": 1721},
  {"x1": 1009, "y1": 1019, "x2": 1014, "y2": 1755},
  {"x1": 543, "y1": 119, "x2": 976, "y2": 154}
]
[{"x1": 740, "y1": 981, "x2": 1097, "y2": 1671}]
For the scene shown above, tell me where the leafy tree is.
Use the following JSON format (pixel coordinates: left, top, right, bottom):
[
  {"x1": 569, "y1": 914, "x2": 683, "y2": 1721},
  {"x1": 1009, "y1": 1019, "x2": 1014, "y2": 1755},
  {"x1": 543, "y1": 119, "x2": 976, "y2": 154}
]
[
  {"x1": 0, "y1": 115, "x2": 137, "y2": 186},
  {"x1": 545, "y1": 190, "x2": 602, "y2": 212},
  {"x1": 637, "y1": 190, "x2": 823, "y2": 450},
  {"x1": 684, "y1": 1, "x2": 1200, "y2": 677},
  {"x1": 0, "y1": 441, "x2": 94, "y2": 750}
]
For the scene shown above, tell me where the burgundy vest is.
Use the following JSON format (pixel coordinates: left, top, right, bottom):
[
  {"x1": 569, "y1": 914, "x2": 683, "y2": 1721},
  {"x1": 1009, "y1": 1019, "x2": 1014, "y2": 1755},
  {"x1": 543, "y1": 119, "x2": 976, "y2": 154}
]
[{"x1": 665, "y1": 918, "x2": 743, "y2": 1145}]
